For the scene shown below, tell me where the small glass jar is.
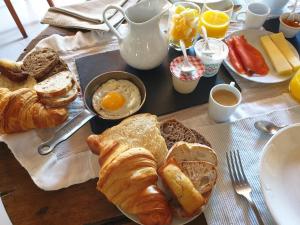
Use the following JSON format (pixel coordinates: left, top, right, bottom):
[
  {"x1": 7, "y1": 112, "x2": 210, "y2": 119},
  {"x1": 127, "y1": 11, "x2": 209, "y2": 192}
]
[{"x1": 168, "y1": 1, "x2": 201, "y2": 50}]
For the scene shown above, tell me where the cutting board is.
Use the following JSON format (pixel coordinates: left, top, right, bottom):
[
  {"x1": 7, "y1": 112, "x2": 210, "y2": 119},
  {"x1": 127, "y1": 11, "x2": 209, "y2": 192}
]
[{"x1": 76, "y1": 47, "x2": 240, "y2": 134}]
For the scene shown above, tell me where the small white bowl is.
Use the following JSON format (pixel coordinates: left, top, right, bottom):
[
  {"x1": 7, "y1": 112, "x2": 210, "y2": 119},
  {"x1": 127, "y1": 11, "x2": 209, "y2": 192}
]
[{"x1": 279, "y1": 13, "x2": 300, "y2": 38}]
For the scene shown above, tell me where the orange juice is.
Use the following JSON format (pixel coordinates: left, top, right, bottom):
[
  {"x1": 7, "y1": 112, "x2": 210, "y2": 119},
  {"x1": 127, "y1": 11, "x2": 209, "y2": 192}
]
[
  {"x1": 199, "y1": 10, "x2": 229, "y2": 39},
  {"x1": 289, "y1": 68, "x2": 300, "y2": 102}
]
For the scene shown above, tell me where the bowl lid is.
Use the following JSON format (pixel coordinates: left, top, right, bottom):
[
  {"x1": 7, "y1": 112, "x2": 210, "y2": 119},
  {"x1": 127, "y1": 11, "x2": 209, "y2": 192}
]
[{"x1": 170, "y1": 56, "x2": 205, "y2": 81}]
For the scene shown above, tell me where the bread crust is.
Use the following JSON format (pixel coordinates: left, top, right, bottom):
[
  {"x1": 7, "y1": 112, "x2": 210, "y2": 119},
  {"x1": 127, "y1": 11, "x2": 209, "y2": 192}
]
[
  {"x1": 39, "y1": 84, "x2": 78, "y2": 108},
  {"x1": 34, "y1": 71, "x2": 74, "y2": 98}
]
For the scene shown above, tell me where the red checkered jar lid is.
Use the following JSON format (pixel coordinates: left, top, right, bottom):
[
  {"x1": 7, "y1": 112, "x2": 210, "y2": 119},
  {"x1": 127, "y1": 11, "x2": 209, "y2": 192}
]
[{"x1": 170, "y1": 56, "x2": 205, "y2": 81}]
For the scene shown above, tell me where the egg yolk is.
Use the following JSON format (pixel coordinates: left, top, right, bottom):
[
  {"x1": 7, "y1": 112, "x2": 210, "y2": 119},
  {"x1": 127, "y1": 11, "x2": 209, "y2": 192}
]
[{"x1": 101, "y1": 92, "x2": 125, "y2": 111}]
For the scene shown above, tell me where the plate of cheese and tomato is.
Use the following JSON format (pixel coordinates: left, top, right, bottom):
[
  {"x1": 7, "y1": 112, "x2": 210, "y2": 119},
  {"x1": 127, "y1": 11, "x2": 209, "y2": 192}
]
[{"x1": 223, "y1": 29, "x2": 300, "y2": 84}]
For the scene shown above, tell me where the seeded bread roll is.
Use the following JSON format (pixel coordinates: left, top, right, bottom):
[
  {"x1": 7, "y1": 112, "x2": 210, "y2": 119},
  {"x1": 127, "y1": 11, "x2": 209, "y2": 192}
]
[
  {"x1": 34, "y1": 71, "x2": 74, "y2": 98},
  {"x1": 22, "y1": 48, "x2": 59, "y2": 79},
  {"x1": 39, "y1": 84, "x2": 78, "y2": 108},
  {"x1": 160, "y1": 119, "x2": 212, "y2": 149}
]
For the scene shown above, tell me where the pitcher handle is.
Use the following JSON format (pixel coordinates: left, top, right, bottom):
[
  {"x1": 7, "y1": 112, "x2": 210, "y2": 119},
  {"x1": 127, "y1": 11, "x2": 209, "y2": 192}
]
[{"x1": 103, "y1": 5, "x2": 125, "y2": 40}]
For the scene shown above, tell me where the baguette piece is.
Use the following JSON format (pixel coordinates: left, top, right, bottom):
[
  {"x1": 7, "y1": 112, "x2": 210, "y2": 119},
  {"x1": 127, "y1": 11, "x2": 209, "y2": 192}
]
[
  {"x1": 181, "y1": 161, "x2": 217, "y2": 195},
  {"x1": 34, "y1": 71, "x2": 74, "y2": 98},
  {"x1": 39, "y1": 84, "x2": 78, "y2": 108},
  {"x1": 158, "y1": 158, "x2": 205, "y2": 217},
  {"x1": 167, "y1": 141, "x2": 218, "y2": 166},
  {"x1": 22, "y1": 48, "x2": 59, "y2": 79}
]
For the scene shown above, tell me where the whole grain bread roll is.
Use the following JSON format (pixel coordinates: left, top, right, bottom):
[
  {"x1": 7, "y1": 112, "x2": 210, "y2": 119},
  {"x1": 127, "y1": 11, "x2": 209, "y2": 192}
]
[{"x1": 22, "y1": 48, "x2": 59, "y2": 79}]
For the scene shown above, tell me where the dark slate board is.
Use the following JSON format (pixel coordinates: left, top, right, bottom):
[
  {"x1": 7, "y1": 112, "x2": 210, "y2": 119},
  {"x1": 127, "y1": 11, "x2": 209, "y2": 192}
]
[{"x1": 76, "y1": 47, "x2": 240, "y2": 134}]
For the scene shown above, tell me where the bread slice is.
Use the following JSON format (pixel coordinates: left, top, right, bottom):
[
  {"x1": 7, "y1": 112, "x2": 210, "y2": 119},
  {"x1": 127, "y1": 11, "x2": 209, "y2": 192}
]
[
  {"x1": 190, "y1": 128, "x2": 212, "y2": 148},
  {"x1": 34, "y1": 71, "x2": 74, "y2": 98},
  {"x1": 181, "y1": 161, "x2": 217, "y2": 195},
  {"x1": 38, "y1": 59, "x2": 69, "y2": 81},
  {"x1": 87, "y1": 114, "x2": 168, "y2": 167},
  {"x1": 22, "y1": 48, "x2": 59, "y2": 79},
  {"x1": 166, "y1": 141, "x2": 218, "y2": 166},
  {"x1": 0, "y1": 59, "x2": 29, "y2": 82},
  {"x1": 158, "y1": 158, "x2": 205, "y2": 217},
  {"x1": 160, "y1": 119, "x2": 197, "y2": 149},
  {"x1": 39, "y1": 84, "x2": 78, "y2": 108}
]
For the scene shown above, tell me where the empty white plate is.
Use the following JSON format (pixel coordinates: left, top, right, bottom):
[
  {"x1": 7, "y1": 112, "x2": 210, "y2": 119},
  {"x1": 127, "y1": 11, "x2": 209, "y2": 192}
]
[{"x1": 260, "y1": 123, "x2": 300, "y2": 225}]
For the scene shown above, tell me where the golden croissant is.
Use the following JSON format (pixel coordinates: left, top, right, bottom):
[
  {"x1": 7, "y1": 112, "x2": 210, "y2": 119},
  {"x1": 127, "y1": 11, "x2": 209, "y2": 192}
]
[
  {"x1": 86, "y1": 136, "x2": 172, "y2": 225},
  {"x1": 0, "y1": 87, "x2": 68, "y2": 134}
]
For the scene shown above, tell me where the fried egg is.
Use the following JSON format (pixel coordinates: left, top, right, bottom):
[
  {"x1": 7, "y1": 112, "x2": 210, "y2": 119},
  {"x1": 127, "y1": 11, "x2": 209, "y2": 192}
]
[{"x1": 92, "y1": 79, "x2": 141, "y2": 119}]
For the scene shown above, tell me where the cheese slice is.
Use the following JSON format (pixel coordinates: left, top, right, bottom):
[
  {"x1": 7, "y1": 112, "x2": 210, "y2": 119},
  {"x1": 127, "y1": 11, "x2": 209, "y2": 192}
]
[
  {"x1": 270, "y1": 32, "x2": 300, "y2": 72},
  {"x1": 260, "y1": 35, "x2": 293, "y2": 76}
]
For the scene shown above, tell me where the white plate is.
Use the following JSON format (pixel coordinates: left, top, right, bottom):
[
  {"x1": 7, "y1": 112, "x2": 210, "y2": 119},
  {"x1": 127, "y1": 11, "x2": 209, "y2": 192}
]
[
  {"x1": 224, "y1": 29, "x2": 299, "y2": 84},
  {"x1": 260, "y1": 124, "x2": 300, "y2": 225}
]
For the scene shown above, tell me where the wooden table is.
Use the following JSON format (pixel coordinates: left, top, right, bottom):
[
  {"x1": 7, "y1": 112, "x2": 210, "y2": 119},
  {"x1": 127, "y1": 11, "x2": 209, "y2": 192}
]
[{"x1": 0, "y1": 26, "x2": 207, "y2": 225}]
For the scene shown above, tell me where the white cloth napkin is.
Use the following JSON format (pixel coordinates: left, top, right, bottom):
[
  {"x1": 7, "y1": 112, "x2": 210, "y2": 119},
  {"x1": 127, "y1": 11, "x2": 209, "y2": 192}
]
[
  {"x1": 195, "y1": 105, "x2": 300, "y2": 225},
  {"x1": 41, "y1": 0, "x2": 138, "y2": 31}
]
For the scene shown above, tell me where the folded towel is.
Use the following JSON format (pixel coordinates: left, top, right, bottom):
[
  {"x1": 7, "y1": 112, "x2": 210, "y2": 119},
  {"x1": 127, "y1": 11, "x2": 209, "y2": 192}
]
[
  {"x1": 48, "y1": 0, "x2": 128, "y2": 24},
  {"x1": 41, "y1": 0, "x2": 138, "y2": 31}
]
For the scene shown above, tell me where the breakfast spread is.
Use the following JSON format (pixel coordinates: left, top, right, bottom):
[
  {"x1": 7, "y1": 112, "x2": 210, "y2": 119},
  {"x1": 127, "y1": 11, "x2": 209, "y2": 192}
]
[
  {"x1": 279, "y1": 13, "x2": 300, "y2": 38},
  {"x1": 0, "y1": 47, "x2": 78, "y2": 134},
  {"x1": 227, "y1": 35, "x2": 269, "y2": 76},
  {"x1": 92, "y1": 79, "x2": 141, "y2": 119},
  {"x1": 169, "y1": 3, "x2": 201, "y2": 49},
  {"x1": 87, "y1": 114, "x2": 218, "y2": 225}
]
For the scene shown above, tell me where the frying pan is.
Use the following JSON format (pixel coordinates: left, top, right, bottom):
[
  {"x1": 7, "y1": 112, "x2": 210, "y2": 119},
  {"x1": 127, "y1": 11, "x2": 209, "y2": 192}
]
[{"x1": 38, "y1": 71, "x2": 146, "y2": 155}]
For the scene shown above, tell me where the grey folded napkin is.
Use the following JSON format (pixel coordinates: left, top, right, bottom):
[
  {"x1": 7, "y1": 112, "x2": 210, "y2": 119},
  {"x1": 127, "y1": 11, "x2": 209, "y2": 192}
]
[{"x1": 41, "y1": 0, "x2": 138, "y2": 31}]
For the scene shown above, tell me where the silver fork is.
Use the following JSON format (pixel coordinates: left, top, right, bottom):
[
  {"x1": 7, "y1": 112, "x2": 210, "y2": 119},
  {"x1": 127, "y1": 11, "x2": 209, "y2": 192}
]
[{"x1": 226, "y1": 150, "x2": 264, "y2": 225}]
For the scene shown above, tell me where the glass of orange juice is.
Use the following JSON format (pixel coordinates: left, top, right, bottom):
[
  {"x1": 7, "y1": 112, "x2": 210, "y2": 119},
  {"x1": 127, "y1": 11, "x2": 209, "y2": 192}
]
[
  {"x1": 199, "y1": 0, "x2": 233, "y2": 39},
  {"x1": 168, "y1": 2, "x2": 201, "y2": 50}
]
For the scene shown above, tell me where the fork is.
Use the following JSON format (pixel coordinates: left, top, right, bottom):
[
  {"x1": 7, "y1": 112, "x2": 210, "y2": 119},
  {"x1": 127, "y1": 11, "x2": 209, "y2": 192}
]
[{"x1": 226, "y1": 150, "x2": 264, "y2": 225}]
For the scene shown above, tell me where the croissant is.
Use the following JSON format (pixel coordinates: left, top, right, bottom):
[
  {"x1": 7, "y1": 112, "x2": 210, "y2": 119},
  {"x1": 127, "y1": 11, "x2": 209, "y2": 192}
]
[
  {"x1": 86, "y1": 135, "x2": 172, "y2": 225},
  {"x1": 0, "y1": 87, "x2": 68, "y2": 133}
]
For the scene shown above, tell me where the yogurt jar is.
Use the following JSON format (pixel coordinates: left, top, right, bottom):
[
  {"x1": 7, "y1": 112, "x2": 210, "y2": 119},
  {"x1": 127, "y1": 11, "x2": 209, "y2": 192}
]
[
  {"x1": 194, "y1": 38, "x2": 229, "y2": 77},
  {"x1": 170, "y1": 56, "x2": 205, "y2": 94}
]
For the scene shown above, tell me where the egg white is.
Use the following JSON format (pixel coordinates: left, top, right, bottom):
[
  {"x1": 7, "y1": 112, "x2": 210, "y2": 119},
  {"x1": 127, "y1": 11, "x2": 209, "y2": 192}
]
[{"x1": 92, "y1": 79, "x2": 141, "y2": 119}]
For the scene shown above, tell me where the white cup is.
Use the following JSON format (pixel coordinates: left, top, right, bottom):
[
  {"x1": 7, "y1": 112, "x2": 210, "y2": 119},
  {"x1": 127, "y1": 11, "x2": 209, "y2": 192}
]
[
  {"x1": 236, "y1": 2, "x2": 271, "y2": 29},
  {"x1": 208, "y1": 82, "x2": 242, "y2": 122}
]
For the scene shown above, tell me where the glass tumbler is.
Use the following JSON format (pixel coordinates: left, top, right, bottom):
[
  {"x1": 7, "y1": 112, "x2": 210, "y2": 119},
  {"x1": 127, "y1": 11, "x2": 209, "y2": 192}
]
[
  {"x1": 168, "y1": 1, "x2": 201, "y2": 50},
  {"x1": 199, "y1": 0, "x2": 233, "y2": 39}
]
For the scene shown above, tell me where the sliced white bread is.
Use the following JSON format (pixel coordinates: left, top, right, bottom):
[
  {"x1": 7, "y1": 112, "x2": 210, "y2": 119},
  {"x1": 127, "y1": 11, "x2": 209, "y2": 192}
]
[
  {"x1": 39, "y1": 84, "x2": 78, "y2": 108},
  {"x1": 166, "y1": 141, "x2": 218, "y2": 166},
  {"x1": 181, "y1": 161, "x2": 217, "y2": 195},
  {"x1": 34, "y1": 71, "x2": 74, "y2": 98}
]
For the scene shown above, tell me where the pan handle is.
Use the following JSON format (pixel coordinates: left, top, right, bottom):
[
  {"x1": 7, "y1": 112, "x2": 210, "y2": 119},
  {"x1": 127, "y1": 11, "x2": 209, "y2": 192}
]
[{"x1": 38, "y1": 109, "x2": 95, "y2": 155}]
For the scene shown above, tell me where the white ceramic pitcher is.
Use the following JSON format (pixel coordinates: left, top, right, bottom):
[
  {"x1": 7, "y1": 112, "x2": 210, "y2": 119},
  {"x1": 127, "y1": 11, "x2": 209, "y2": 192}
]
[{"x1": 103, "y1": 0, "x2": 170, "y2": 70}]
